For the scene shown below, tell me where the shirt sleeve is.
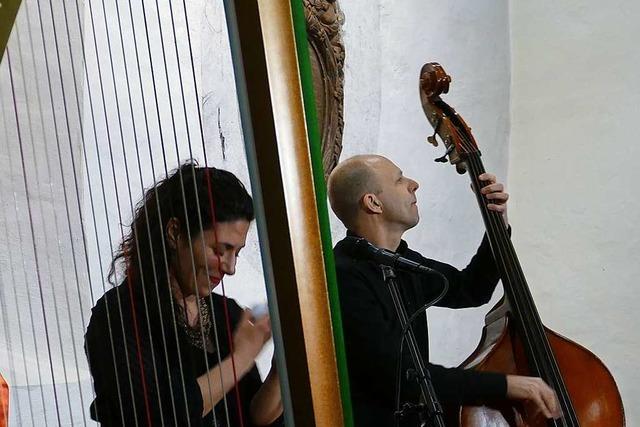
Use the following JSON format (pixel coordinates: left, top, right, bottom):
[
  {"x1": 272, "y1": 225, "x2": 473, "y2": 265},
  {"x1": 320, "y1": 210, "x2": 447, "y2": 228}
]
[
  {"x1": 85, "y1": 294, "x2": 204, "y2": 426},
  {"x1": 423, "y1": 231, "x2": 508, "y2": 309},
  {"x1": 428, "y1": 364, "x2": 507, "y2": 404}
]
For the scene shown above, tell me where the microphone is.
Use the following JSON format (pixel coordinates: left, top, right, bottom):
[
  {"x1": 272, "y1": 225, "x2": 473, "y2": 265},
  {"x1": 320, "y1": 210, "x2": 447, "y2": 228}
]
[{"x1": 344, "y1": 236, "x2": 437, "y2": 275}]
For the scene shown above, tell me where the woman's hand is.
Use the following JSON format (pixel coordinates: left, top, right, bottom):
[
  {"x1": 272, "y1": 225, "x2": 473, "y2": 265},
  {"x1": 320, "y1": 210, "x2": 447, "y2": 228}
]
[
  {"x1": 232, "y1": 310, "x2": 272, "y2": 368},
  {"x1": 197, "y1": 310, "x2": 272, "y2": 417}
]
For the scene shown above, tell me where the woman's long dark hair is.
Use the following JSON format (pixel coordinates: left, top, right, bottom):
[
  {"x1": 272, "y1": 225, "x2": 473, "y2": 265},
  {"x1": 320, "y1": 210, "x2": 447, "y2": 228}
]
[{"x1": 108, "y1": 161, "x2": 254, "y2": 324}]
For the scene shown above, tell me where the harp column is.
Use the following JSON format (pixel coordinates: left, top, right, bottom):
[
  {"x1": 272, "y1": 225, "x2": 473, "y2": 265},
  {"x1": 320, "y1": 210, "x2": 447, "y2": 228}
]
[{"x1": 224, "y1": 0, "x2": 345, "y2": 426}]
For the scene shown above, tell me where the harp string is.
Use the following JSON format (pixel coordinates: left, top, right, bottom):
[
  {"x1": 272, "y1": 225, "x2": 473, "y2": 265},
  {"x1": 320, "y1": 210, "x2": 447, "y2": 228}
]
[
  {"x1": 0, "y1": 82, "x2": 38, "y2": 427},
  {"x1": 157, "y1": 0, "x2": 244, "y2": 423},
  {"x1": 86, "y1": 0, "x2": 171, "y2": 423},
  {"x1": 93, "y1": 0, "x2": 241, "y2": 424},
  {"x1": 4, "y1": 47, "x2": 66, "y2": 425},
  {"x1": 13, "y1": 15, "x2": 90, "y2": 426},
  {"x1": 182, "y1": 0, "x2": 249, "y2": 420},
  {"x1": 87, "y1": 0, "x2": 238, "y2": 424},
  {"x1": 138, "y1": 2, "x2": 220, "y2": 424},
  {"x1": 108, "y1": 0, "x2": 194, "y2": 422},
  {"x1": 1, "y1": 0, "x2": 249, "y2": 424},
  {"x1": 2, "y1": 0, "x2": 110, "y2": 424},
  {"x1": 0, "y1": 267, "x2": 25, "y2": 424},
  {"x1": 132, "y1": 0, "x2": 234, "y2": 424},
  {"x1": 0, "y1": 43, "x2": 49, "y2": 427},
  {"x1": 31, "y1": 0, "x2": 135, "y2": 423}
]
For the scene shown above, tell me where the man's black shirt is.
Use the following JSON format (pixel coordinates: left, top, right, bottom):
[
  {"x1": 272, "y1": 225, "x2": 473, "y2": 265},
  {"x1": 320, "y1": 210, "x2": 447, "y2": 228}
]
[{"x1": 334, "y1": 232, "x2": 507, "y2": 426}]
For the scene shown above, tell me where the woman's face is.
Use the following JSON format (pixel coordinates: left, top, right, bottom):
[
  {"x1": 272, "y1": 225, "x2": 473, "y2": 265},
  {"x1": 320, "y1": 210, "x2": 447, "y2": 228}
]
[{"x1": 170, "y1": 219, "x2": 251, "y2": 298}]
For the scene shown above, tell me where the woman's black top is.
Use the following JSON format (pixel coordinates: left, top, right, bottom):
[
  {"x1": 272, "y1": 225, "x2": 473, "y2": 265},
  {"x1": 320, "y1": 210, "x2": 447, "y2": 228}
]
[{"x1": 85, "y1": 283, "x2": 265, "y2": 426}]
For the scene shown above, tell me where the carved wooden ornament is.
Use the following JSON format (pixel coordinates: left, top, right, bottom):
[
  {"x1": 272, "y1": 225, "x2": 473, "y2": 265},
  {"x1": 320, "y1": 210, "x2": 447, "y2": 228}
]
[{"x1": 304, "y1": 0, "x2": 346, "y2": 179}]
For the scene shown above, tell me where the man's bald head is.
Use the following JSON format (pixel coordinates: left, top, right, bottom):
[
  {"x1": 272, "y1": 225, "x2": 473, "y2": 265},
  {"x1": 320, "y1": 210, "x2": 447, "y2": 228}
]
[{"x1": 327, "y1": 155, "x2": 386, "y2": 229}]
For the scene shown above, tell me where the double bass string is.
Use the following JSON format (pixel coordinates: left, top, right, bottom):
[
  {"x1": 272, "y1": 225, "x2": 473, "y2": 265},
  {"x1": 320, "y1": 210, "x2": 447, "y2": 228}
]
[
  {"x1": 448, "y1": 124, "x2": 548, "y2": 379},
  {"x1": 456, "y1": 129, "x2": 576, "y2": 424},
  {"x1": 463, "y1": 156, "x2": 573, "y2": 426},
  {"x1": 458, "y1": 136, "x2": 552, "y2": 379},
  {"x1": 452, "y1": 126, "x2": 555, "y2": 390},
  {"x1": 467, "y1": 153, "x2": 576, "y2": 425}
]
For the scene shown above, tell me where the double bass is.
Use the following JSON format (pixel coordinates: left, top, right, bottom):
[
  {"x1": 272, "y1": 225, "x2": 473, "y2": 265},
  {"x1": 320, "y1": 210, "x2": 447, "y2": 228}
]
[{"x1": 418, "y1": 63, "x2": 625, "y2": 426}]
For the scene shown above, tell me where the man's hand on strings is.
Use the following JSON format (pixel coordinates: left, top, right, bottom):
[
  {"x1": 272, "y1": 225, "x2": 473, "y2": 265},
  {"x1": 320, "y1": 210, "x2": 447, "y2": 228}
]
[
  {"x1": 477, "y1": 172, "x2": 509, "y2": 226},
  {"x1": 506, "y1": 375, "x2": 562, "y2": 420}
]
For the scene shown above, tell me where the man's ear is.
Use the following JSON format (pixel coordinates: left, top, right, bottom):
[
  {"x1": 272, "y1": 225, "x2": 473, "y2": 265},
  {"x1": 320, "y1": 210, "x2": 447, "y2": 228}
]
[
  {"x1": 362, "y1": 193, "x2": 382, "y2": 214},
  {"x1": 166, "y1": 218, "x2": 181, "y2": 249}
]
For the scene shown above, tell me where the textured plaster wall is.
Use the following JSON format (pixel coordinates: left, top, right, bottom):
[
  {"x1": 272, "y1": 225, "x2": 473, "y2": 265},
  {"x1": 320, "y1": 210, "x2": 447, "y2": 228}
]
[{"x1": 509, "y1": 0, "x2": 639, "y2": 422}]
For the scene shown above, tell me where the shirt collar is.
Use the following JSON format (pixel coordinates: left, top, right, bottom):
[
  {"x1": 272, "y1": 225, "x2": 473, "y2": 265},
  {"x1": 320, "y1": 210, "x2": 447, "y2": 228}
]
[{"x1": 345, "y1": 230, "x2": 409, "y2": 255}]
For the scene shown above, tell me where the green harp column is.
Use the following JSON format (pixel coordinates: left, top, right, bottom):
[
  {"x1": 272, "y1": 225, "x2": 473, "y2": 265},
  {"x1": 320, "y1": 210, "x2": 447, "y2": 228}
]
[{"x1": 290, "y1": 1, "x2": 354, "y2": 426}]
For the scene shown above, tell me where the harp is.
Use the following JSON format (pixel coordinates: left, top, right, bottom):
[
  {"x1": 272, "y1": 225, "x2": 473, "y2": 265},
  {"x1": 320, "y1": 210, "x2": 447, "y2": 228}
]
[{"x1": 0, "y1": 0, "x2": 350, "y2": 425}]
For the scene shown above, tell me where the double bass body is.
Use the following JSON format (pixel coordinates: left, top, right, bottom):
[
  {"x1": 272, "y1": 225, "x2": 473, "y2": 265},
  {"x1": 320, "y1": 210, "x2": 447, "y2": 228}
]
[{"x1": 457, "y1": 301, "x2": 625, "y2": 426}]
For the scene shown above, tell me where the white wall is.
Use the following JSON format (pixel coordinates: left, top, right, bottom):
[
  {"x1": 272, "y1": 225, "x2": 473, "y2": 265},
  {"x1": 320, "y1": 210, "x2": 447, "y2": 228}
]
[
  {"x1": 509, "y1": 0, "x2": 639, "y2": 422},
  {"x1": 339, "y1": 0, "x2": 512, "y2": 372},
  {"x1": 340, "y1": 0, "x2": 637, "y2": 422}
]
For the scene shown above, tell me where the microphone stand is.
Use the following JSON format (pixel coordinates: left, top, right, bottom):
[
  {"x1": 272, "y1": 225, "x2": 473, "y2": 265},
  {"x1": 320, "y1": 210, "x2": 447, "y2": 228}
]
[{"x1": 381, "y1": 265, "x2": 446, "y2": 427}]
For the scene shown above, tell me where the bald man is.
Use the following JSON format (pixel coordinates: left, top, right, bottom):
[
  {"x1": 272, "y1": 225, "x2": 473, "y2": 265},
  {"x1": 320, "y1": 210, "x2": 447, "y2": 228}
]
[{"x1": 328, "y1": 155, "x2": 559, "y2": 427}]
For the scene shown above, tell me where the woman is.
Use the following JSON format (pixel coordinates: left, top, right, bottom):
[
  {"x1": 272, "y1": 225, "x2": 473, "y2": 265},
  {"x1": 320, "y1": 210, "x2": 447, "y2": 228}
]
[{"x1": 85, "y1": 163, "x2": 282, "y2": 426}]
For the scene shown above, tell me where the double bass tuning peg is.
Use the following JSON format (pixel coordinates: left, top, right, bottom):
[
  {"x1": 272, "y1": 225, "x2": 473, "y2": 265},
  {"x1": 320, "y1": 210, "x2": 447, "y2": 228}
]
[
  {"x1": 434, "y1": 144, "x2": 454, "y2": 164},
  {"x1": 426, "y1": 116, "x2": 441, "y2": 147}
]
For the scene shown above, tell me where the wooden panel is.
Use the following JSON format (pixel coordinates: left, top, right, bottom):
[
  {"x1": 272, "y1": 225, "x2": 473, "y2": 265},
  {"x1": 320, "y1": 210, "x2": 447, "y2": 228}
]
[
  {"x1": 0, "y1": 0, "x2": 21, "y2": 62},
  {"x1": 227, "y1": 0, "x2": 344, "y2": 425}
]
